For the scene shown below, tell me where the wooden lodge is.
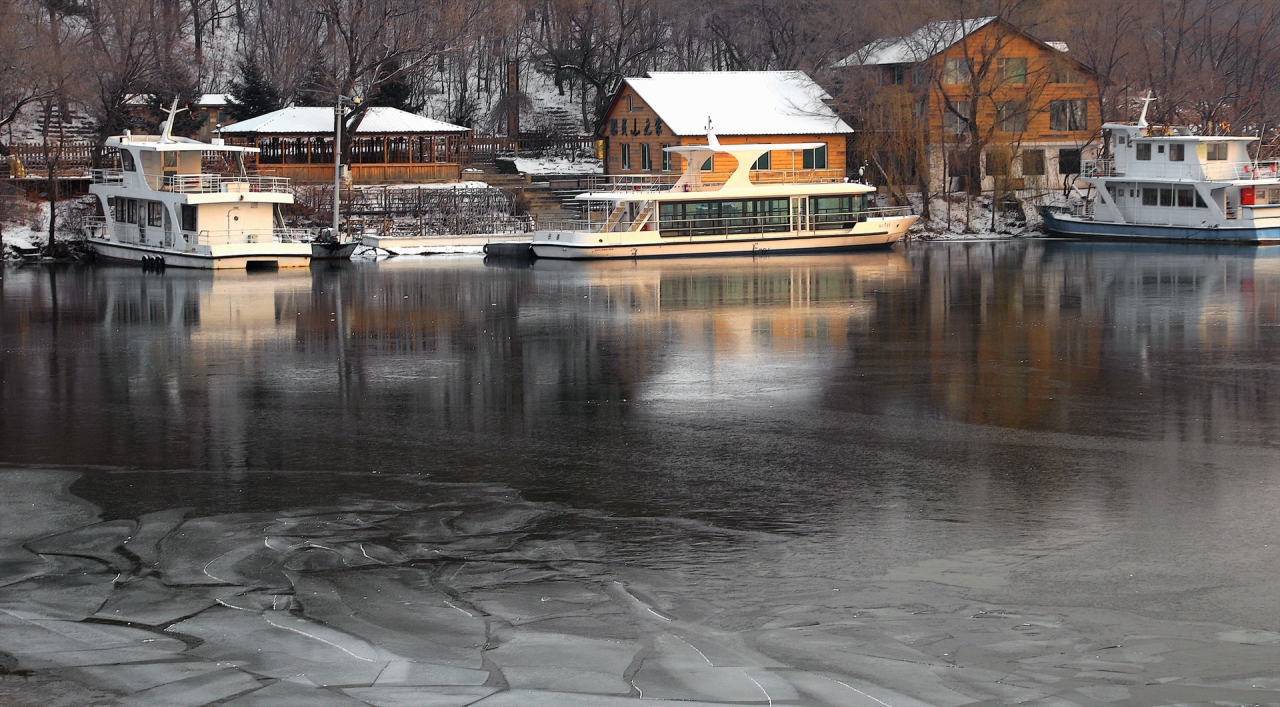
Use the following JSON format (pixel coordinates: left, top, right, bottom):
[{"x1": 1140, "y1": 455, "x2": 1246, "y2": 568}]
[
  {"x1": 836, "y1": 16, "x2": 1101, "y2": 192},
  {"x1": 598, "y1": 71, "x2": 854, "y2": 185},
  {"x1": 220, "y1": 106, "x2": 470, "y2": 184}
]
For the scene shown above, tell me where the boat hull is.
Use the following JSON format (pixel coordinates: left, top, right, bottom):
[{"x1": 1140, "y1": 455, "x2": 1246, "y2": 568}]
[
  {"x1": 532, "y1": 218, "x2": 915, "y2": 260},
  {"x1": 90, "y1": 240, "x2": 312, "y2": 269},
  {"x1": 1040, "y1": 207, "x2": 1280, "y2": 244},
  {"x1": 310, "y1": 241, "x2": 360, "y2": 260}
]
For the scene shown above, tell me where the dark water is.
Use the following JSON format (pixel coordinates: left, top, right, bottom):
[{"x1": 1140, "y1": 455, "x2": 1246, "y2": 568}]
[{"x1": 3, "y1": 242, "x2": 1280, "y2": 705}]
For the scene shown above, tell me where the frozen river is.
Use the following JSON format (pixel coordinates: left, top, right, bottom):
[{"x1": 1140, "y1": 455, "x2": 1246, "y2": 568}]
[{"x1": 2, "y1": 242, "x2": 1280, "y2": 706}]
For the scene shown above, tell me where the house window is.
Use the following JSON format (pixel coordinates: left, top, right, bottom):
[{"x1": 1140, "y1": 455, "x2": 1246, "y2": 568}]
[
  {"x1": 997, "y1": 57, "x2": 1027, "y2": 84},
  {"x1": 180, "y1": 204, "x2": 197, "y2": 231},
  {"x1": 641, "y1": 143, "x2": 651, "y2": 171},
  {"x1": 944, "y1": 101, "x2": 971, "y2": 134},
  {"x1": 1058, "y1": 149, "x2": 1082, "y2": 175},
  {"x1": 750, "y1": 152, "x2": 771, "y2": 170},
  {"x1": 1170, "y1": 144, "x2": 1185, "y2": 161},
  {"x1": 942, "y1": 58, "x2": 972, "y2": 84},
  {"x1": 912, "y1": 65, "x2": 927, "y2": 85},
  {"x1": 1207, "y1": 142, "x2": 1229, "y2": 160},
  {"x1": 627, "y1": 95, "x2": 634, "y2": 112},
  {"x1": 1049, "y1": 99, "x2": 1087, "y2": 131},
  {"x1": 997, "y1": 101, "x2": 1026, "y2": 132},
  {"x1": 620, "y1": 143, "x2": 631, "y2": 170},
  {"x1": 885, "y1": 65, "x2": 905, "y2": 85},
  {"x1": 986, "y1": 148, "x2": 1011, "y2": 176},
  {"x1": 1022, "y1": 149, "x2": 1046, "y2": 176},
  {"x1": 1136, "y1": 143, "x2": 1152, "y2": 160},
  {"x1": 802, "y1": 144, "x2": 827, "y2": 170},
  {"x1": 661, "y1": 144, "x2": 671, "y2": 171},
  {"x1": 1049, "y1": 61, "x2": 1083, "y2": 84},
  {"x1": 148, "y1": 201, "x2": 163, "y2": 227}
]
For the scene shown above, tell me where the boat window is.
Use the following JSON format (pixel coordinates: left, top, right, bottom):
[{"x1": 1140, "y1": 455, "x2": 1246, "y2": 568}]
[
  {"x1": 658, "y1": 198, "x2": 795, "y2": 236},
  {"x1": 1177, "y1": 188, "x2": 1194, "y2": 207},
  {"x1": 1136, "y1": 143, "x2": 1152, "y2": 160},
  {"x1": 1157, "y1": 145, "x2": 1165, "y2": 154},
  {"x1": 1142, "y1": 188, "x2": 1158, "y2": 206},
  {"x1": 701, "y1": 156, "x2": 713, "y2": 171},
  {"x1": 148, "y1": 201, "x2": 163, "y2": 227},
  {"x1": 802, "y1": 145, "x2": 828, "y2": 170},
  {"x1": 809, "y1": 195, "x2": 869, "y2": 230},
  {"x1": 620, "y1": 144, "x2": 631, "y2": 171},
  {"x1": 163, "y1": 151, "x2": 178, "y2": 169},
  {"x1": 750, "y1": 152, "x2": 771, "y2": 170},
  {"x1": 1207, "y1": 142, "x2": 1229, "y2": 160},
  {"x1": 1197, "y1": 190, "x2": 1209, "y2": 208},
  {"x1": 1159, "y1": 188, "x2": 1174, "y2": 206},
  {"x1": 1271, "y1": 188, "x2": 1280, "y2": 205},
  {"x1": 112, "y1": 198, "x2": 125, "y2": 222},
  {"x1": 180, "y1": 204, "x2": 197, "y2": 231},
  {"x1": 1170, "y1": 144, "x2": 1185, "y2": 161},
  {"x1": 120, "y1": 150, "x2": 136, "y2": 172}
]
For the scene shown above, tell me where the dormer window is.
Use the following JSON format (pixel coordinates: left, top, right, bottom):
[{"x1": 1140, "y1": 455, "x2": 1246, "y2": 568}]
[
  {"x1": 1136, "y1": 143, "x2": 1152, "y2": 160},
  {"x1": 1170, "y1": 144, "x2": 1185, "y2": 161},
  {"x1": 1207, "y1": 142, "x2": 1229, "y2": 160}
]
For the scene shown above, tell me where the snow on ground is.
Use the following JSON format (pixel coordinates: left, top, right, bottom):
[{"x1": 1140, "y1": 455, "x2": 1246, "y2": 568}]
[
  {"x1": 898, "y1": 192, "x2": 1054, "y2": 241},
  {"x1": 513, "y1": 156, "x2": 601, "y2": 175}
]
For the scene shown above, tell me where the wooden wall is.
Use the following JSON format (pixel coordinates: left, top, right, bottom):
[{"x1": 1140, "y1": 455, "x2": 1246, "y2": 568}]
[
  {"x1": 601, "y1": 83, "x2": 849, "y2": 181},
  {"x1": 916, "y1": 23, "x2": 1099, "y2": 146},
  {"x1": 260, "y1": 163, "x2": 462, "y2": 184}
]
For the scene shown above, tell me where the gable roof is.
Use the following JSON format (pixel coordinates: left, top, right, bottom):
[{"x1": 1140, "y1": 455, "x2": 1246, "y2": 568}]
[
  {"x1": 221, "y1": 106, "x2": 469, "y2": 135},
  {"x1": 619, "y1": 71, "x2": 853, "y2": 136},
  {"x1": 836, "y1": 17, "x2": 998, "y2": 66}
]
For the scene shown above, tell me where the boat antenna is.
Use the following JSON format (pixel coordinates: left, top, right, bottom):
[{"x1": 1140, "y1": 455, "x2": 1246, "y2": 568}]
[
  {"x1": 705, "y1": 116, "x2": 720, "y2": 149},
  {"x1": 1135, "y1": 91, "x2": 1156, "y2": 130},
  {"x1": 160, "y1": 99, "x2": 188, "y2": 144}
]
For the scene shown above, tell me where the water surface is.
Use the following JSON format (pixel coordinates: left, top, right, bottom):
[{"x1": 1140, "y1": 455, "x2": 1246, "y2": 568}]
[{"x1": 2, "y1": 242, "x2": 1279, "y2": 705}]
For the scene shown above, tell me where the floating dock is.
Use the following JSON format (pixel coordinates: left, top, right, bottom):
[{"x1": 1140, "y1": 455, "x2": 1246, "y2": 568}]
[{"x1": 362, "y1": 233, "x2": 532, "y2": 255}]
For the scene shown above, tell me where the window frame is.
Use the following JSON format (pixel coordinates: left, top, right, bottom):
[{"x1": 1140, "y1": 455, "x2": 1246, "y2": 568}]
[
  {"x1": 620, "y1": 143, "x2": 631, "y2": 171},
  {"x1": 802, "y1": 144, "x2": 828, "y2": 170},
  {"x1": 750, "y1": 152, "x2": 771, "y2": 171},
  {"x1": 661, "y1": 144, "x2": 671, "y2": 171},
  {"x1": 640, "y1": 143, "x2": 651, "y2": 171},
  {"x1": 1136, "y1": 143, "x2": 1152, "y2": 161},
  {"x1": 997, "y1": 57, "x2": 1027, "y2": 84},
  {"x1": 942, "y1": 57, "x2": 972, "y2": 85},
  {"x1": 1022, "y1": 149, "x2": 1046, "y2": 176}
]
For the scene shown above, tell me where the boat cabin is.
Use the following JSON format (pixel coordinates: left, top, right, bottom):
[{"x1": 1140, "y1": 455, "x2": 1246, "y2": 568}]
[{"x1": 1082, "y1": 119, "x2": 1278, "y2": 227}]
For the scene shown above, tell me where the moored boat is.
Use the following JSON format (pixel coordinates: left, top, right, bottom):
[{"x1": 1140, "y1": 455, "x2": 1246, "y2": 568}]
[
  {"x1": 531, "y1": 132, "x2": 917, "y2": 259},
  {"x1": 1041, "y1": 95, "x2": 1280, "y2": 244},
  {"x1": 84, "y1": 103, "x2": 314, "y2": 269}
]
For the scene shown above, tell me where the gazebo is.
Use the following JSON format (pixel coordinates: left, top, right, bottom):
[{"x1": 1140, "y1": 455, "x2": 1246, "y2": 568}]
[{"x1": 220, "y1": 106, "x2": 471, "y2": 183}]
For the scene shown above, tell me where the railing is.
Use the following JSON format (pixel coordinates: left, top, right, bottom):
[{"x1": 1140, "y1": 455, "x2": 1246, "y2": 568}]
[
  {"x1": 196, "y1": 228, "x2": 313, "y2": 246},
  {"x1": 91, "y1": 169, "x2": 125, "y2": 185},
  {"x1": 144, "y1": 174, "x2": 291, "y2": 194},
  {"x1": 1082, "y1": 159, "x2": 1118, "y2": 177},
  {"x1": 84, "y1": 216, "x2": 109, "y2": 237},
  {"x1": 1083, "y1": 158, "x2": 1280, "y2": 182},
  {"x1": 539, "y1": 207, "x2": 914, "y2": 235}
]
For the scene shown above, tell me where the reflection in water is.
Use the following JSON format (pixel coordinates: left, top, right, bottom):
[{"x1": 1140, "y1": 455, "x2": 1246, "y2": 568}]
[{"x1": 3, "y1": 245, "x2": 1280, "y2": 704}]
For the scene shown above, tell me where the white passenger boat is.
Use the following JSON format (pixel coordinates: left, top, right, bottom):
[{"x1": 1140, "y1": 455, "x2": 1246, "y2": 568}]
[
  {"x1": 1041, "y1": 96, "x2": 1280, "y2": 244},
  {"x1": 84, "y1": 103, "x2": 313, "y2": 269},
  {"x1": 531, "y1": 133, "x2": 917, "y2": 259}
]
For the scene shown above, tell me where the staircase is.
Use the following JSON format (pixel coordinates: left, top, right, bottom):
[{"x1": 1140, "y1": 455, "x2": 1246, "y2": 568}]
[
  {"x1": 476, "y1": 166, "x2": 578, "y2": 224},
  {"x1": 629, "y1": 201, "x2": 655, "y2": 231}
]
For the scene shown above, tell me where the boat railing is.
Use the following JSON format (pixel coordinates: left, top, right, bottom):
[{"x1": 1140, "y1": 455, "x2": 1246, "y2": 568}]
[
  {"x1": 91, "y1": 169, "x2": 126, "y2": 185},
  {"x1": 539, "y1": 207, "x2": 913, "y2": 235},
  {"x1": 196, "y1": 228, "x2": 312, "y2": 245},
  {"x1": 84, "y1": 216, "x2": 109, "y2": 238},
  {"x1": 1082, "y1": 159, "x2": 1118, "y2": 177},
  {"x1": 143, "y1": 173, "x2": 291, "y2": 194},
  {"x1": 1070, "y1": 201, "x2": 1096, "y2": 218},
  {"x1": 582, "y1": 175, "x2": 680, "y2": 193}
]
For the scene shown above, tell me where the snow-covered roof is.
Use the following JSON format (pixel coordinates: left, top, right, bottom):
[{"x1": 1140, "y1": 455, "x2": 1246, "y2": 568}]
[
  {"x1": 622, "y1": 71, "x2": 852, "y2": 136},
  {"x1": 198, "y1": 94, "x2": 229, "y2": 107},
  {"x1": 220, "y1": 106, "x2": 470, "y2": 135},
  {"x1": 836, "y1": 17, "x2": 997, "y2": 66},
  {"x1": 837, "y1": 17, "x2": 1071, "y2": 67}
]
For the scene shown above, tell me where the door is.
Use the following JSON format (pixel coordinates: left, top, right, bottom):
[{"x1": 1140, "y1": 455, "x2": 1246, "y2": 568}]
[{"x1": 790, "y1": 197, "x2": 808, "y2": 233}]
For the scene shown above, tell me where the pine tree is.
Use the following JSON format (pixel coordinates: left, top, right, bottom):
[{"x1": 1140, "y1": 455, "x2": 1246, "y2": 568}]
[{"x1": 227, "y1": 59, "x2": 282, "y2": 121}]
